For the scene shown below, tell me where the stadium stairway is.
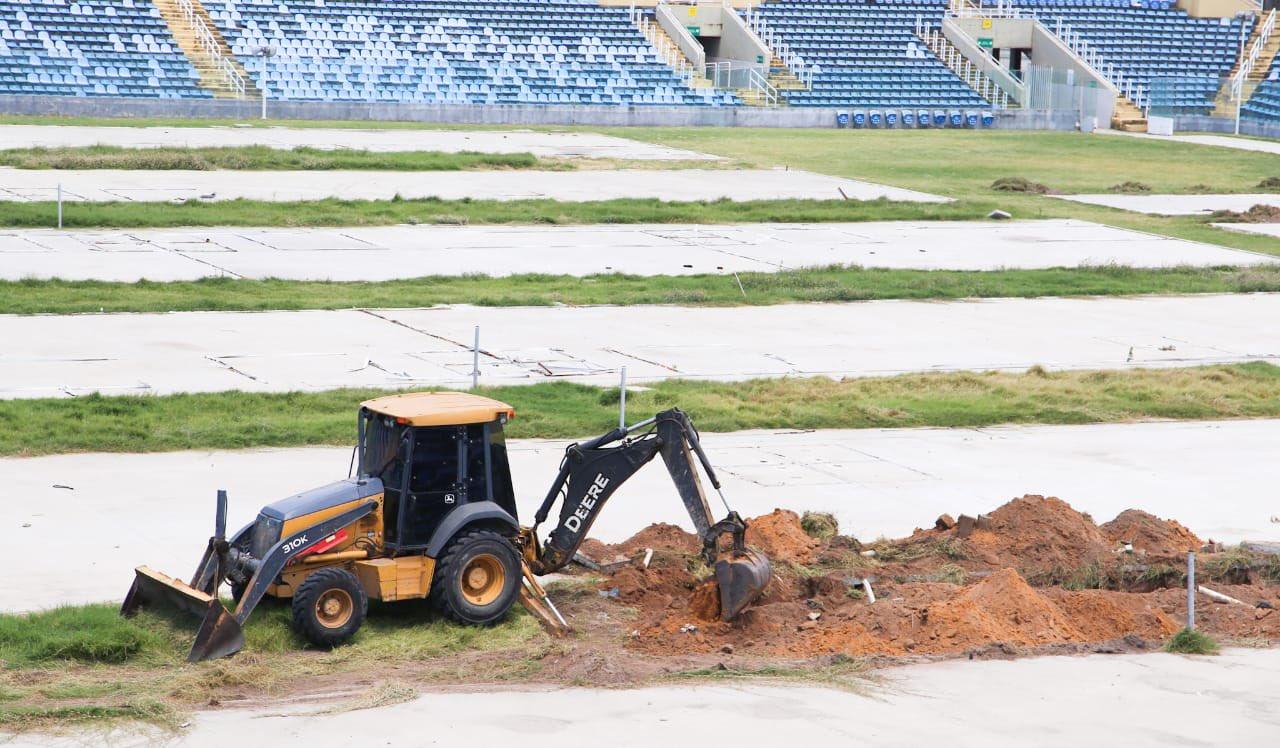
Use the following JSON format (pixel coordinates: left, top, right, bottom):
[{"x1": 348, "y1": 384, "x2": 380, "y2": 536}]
[
  {"x1": 1210, "y1": 9, "x2": 1278, "y2": 118},
  {"x1": 152, "y1": 0, "x2": 257, "y2": 98},
  {"x1": 629, "y1": 9, "x2": 714, "y2": 90}
]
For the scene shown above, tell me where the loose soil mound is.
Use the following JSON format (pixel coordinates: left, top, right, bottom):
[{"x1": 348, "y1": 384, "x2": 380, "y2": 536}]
[
  {"x1": 1101, "y1": 509, "x2": 1202, "y2": 559},
  {"x1": 745, "y1": 509, "x2": 821, "y2": 563},
  {"x1": 919, "y1": 569, "x2": 1084, "y2": 651},
  {"x1": 965, "y1": 494, "x2": 1110, "y2": 574},
  {"x1": 594, "y1": 494, "x2": 1280, "y2": 662}
]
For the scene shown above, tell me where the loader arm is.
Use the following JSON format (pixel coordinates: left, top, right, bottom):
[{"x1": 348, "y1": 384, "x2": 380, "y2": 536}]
[{"x1": 523, "y1": 408, "x2": 770, "y2": 620}]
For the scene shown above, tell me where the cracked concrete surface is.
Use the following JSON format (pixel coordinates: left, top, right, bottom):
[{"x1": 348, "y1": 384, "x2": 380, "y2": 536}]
[
  {"x1": 0, "y1": 219, "x2": 1271, "y2": 281},
  {"x1": 2, "y1": 294, "x2": 1277, "y2": 399}
]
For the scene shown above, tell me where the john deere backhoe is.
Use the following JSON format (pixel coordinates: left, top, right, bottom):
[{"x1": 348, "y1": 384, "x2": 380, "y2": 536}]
[{"x1": 122, "y1": 392, "x2": 771, "y2": 661}]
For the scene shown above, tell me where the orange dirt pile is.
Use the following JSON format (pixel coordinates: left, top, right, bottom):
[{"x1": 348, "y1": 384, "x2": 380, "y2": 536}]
[
  {"x1": 1100, "y1": 509, "x2": 1202, "y2": 559},
  {"x1": 917, "y1": 569, "x2": 1085, "y2": 651},
  {"x1": 964, "y1": 495, "x2": 1110, "y2": 573},
  {"x1": 745, "y1": 509, "x2": 821, "y2": 563},
  {"x1": 586, "y1": 495, "x2": 1280, "y2": 662}
]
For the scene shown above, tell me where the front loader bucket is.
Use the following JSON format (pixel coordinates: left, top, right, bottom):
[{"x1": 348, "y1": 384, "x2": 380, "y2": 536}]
[
  {"x1": 714, "y1": 549, "x2": 772, "y2": 622},
  {"x1": 121, "y1": 566, "x2": 244, "y2": 662}
]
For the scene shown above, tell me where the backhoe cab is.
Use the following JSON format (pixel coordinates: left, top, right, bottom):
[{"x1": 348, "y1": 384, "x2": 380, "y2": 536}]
[{"x1": 122, "y1": 393, "x2": 771, "y2": 662}]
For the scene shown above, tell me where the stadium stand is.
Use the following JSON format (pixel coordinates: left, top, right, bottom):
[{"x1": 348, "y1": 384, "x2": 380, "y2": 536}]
[
  {"x1": 749, "y1": 0, "x2": 990, "y2": 109},
  {"x1": 1242, "y1": 55, "x2": 1280, "y2": 120},
  {"x1": 0, "y1": 0, "x2": 208, "y2": 98},
  {"x1": 1018, "y1": 0, "x2": 1250, "y2": 113},
  {"x1": 201, "y1": 0, "x2": 736, "y2": 105}
]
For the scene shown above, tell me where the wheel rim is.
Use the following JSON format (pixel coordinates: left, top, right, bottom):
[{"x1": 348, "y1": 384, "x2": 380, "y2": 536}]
[
  {"x1": 315, "y1": 588, "x2": 354, "y2": 629},
  {"x1": 460, "y1": 553, "x2": 506, "y2": 607}
]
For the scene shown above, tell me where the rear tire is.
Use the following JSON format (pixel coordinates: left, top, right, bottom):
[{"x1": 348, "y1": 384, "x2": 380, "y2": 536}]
[
  {"x1": 430, "y1": 529, "x2": 520, "y2": 625},
  {"x1": 291, "y1": 567, "x2": 367, "y2": 648}
]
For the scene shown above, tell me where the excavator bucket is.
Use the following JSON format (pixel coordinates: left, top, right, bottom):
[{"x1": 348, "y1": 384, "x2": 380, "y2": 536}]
[
  {"x1": 714, "y1": 548, "x2": 772, "y2": 622},
  {"x1": 121, "y1": 566, "x2": 245, "y2": 662}
]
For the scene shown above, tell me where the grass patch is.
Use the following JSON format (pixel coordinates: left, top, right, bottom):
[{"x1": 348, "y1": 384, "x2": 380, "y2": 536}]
[
  {"x1": 3, "y1": 363, "x2": 1279, "y2": 456},
  {"x1": 666, "y1": 656, "x2": 871, "y2": 691},
  {"x1": 0, "y1": 195, "x2": 980, "y2": 230},
  {"x1": 1164, "y1": 628, "x2": 1220, "y2": 655},
  {"x1": 8, "y1": 265, "x2": 1280, "y2": 315},
  {"x1": 0, "y1": 146, "x2": 542, "y2": 171},
  {"x1": 0, "y1": 598, "x2": 546, "y2": 729},
  {"x1": 0, "y1": 605, "x2": 175, "y2": 667},
  {"x1": 800, "y1": 511, "x2": 839, "y2": 540}
]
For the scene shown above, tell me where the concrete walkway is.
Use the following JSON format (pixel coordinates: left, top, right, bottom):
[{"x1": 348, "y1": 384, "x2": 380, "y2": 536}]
[
  {"x1": 8, "y1": 649, "x2": 1280, "y2": 746},
  {"x1": 3, "y1": 419, "x2": 1277, "y2": 610},
  {"x1": 1213, "y1": 222, "x2": 1280, "y2": 238},
  {"x1": 2, "y1": 219, "x2": 1269, "y2": 282},
  {"x1": 1104, "y1": 128, "x2": 1280, "y2": 157},
  {"x1": 1056, "y1": 192, "x2": 1280, "y2": 215},
  {"x1": 3, "y1": 294, "x2": 1277, "y2": 399},
  {"x1": 0, "y1": 124, "x2": 718, "y2": 160},
  {"x1": 0, "y1": 168, "x2": 948, "y2": 204}
]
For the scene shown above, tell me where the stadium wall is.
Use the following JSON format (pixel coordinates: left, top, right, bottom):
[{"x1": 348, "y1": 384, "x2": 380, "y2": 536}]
[
  {"x1": 1173, "y1": 114, "x2": 1280, "y2": 139},
  {"x1": 0, "y1": 95, "x2": 1077, "y2": 129}
]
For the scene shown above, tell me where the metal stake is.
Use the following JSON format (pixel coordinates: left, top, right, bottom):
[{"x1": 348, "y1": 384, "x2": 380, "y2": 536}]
[
  {"x1": 618, "y1": 366, "x2": 627, "y2": 429},
  {"x1": 56, "y1": 183, "x2": 62, "y2": 228},
  {"x1": 471, "y1": 325, "x2": 480, "y2": 390},
  {"x1": 1186, "y1": 551, "x2": 1196, "y2": 631}
]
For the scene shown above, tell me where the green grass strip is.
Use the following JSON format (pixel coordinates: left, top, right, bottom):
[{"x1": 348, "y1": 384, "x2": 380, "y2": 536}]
[
  {"x1": 5, "y1": 266, "x2": 1280, "y2": 315},
  {"x1": 0, "y1": 146, "x2": 541, "y2": 171},
  {"x1": 0, "y1": 196, "x2": 982, "y2": 229},
  {"x1": 4, "y1": 363, "x2": 1278, "y2": 457}
]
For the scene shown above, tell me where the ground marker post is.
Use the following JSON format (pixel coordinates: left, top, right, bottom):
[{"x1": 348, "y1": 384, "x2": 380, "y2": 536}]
[
  {"x1": 56, "y1": 183, "x2": 62, "y2": 228},
  {"x1": 619, "y1": 366, "x2": 628, "y2": 428},
  {"x1": 471, "y1": 325, "x2": 480, "y2": 389},
  {"x1": 1186, "y1": 551, "x2": 1196, "y2": 630}
]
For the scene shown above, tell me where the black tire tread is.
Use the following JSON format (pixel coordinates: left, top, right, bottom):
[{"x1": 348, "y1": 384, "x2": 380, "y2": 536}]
[
  {"x1": 429, "y1": 528, "x2": 519, "y2": 625},
  {"x1": 291, "y1": 567, "x2": 368, "y2": 648}
]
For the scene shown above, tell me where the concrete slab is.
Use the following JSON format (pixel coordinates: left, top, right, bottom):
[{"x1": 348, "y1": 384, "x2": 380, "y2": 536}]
[
  {"x1": 0, "y1": 124, "x2": 718, "y2": 160},
  {"x1": 1056, "y1": 192, "x2": 1280, "y2": 215},
  {"x1": 1104, "y1": 128, "x2": 1280, "y2": 157},
  {"x1": 3, "y1": 419, "x2": 1277, "y2": 610},
  {"x1": 1213, "y1": 222, "x2": 1280, "y2": 238},
  {"x1": 0, "y1": 168, "x2": 949, "y2": 204},
  {"x1": 3, "y1": 294, "x2": 1278, "y2": 399},
  {"x1": 1, "y1": 219, "x2": 1269, "y2": 282},
  {"x1": 14, "y1": 649, "x2": 1275, "y2": 747}
]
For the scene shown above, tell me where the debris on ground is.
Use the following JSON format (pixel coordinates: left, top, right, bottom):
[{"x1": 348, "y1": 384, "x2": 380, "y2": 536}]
[
  {"x1": 583, "y1": 494, "x2": 1280, "y2": 660},
  {"x1": 1211, "y1": 203, "x2": 1280, "y2": 223},
  {"x1": 991, "y1": 176, "x2": 1052, "y2": 194},
  {"x1": 1109, "y1": 181, "x2": 1152, "y2": 193}
]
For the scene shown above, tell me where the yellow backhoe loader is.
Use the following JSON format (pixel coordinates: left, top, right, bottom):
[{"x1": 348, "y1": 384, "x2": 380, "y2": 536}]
[{"x1": 122, "y1": 393, "x2": 771, "y2": 661}]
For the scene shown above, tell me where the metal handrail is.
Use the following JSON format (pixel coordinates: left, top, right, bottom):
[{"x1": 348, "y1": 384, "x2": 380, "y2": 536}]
[
  {"x1": 944, "y1": 0, "x2": 1148, "y2": 109},
  {"x1": 1231, "y1": 8, "x2": 1276, "y2": 103},
  {"x1": 915, "y1": 19, "x2": 1011, "y2": 108},
  {"x1": 739, "y1": 2, "x2": 814, "y2": 89},
  {"x1": 629, "y1": 3, "x2": 701, "y2": 87},
  {"x1": 746, "y1": 67, "x2": 779, "y2": 106},
  {"x1": 175, "y1": 0, "x2": 246, "y2": 97}
]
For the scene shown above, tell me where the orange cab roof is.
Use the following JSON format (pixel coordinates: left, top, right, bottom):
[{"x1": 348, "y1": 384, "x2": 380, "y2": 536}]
[{"x1": 360, "y1": 392, "x2": 515, "y2": 427}]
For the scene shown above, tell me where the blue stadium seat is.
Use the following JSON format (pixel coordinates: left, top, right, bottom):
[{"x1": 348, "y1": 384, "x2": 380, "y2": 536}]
[
  {"x1": 0, "y1": 0, "x2": 209, "y2": 98},
  {"x1": 200, "y1": 0, "x2": 734, "y2": 106}
]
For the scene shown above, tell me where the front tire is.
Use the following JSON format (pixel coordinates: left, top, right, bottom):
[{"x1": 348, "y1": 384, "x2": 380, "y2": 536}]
[
  {"x1": 291, "y1": 567, "x2": 367, "y2": 648},
  {"x1": 430, "y1": 529, "x2": 520, "y2": 625}
]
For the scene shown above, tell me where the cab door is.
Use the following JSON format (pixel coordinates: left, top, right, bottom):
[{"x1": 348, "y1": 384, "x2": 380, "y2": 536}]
[{"x1": 397, "y1": 426, "x2": 464, "y2": 548}]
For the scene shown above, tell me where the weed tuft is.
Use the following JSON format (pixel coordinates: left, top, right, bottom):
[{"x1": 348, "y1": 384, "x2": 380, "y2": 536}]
[{"x1": 1164, "y1": 628, "x2": 1219, "y2": 655}]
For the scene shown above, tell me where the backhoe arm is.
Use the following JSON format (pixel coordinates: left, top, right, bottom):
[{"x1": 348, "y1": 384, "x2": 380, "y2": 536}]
[{"x1": 521, "y1": 409, "x2": 769, "y2": 621}]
